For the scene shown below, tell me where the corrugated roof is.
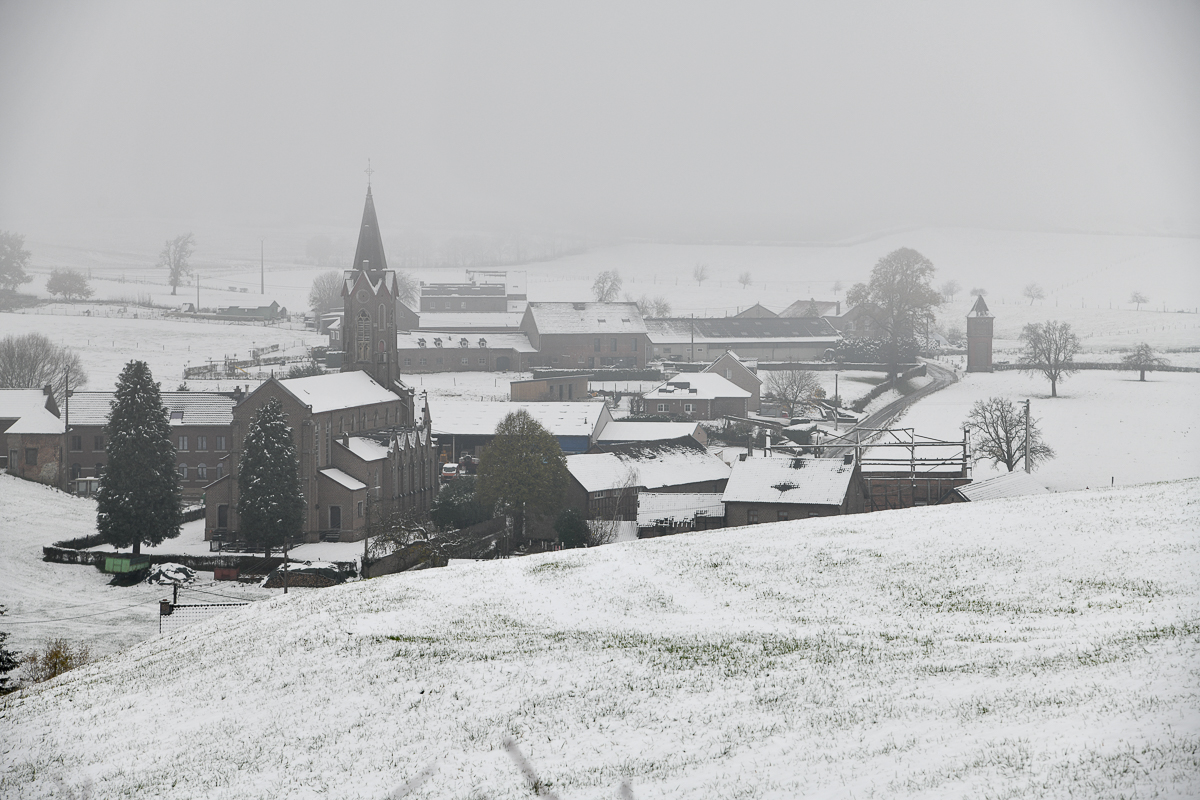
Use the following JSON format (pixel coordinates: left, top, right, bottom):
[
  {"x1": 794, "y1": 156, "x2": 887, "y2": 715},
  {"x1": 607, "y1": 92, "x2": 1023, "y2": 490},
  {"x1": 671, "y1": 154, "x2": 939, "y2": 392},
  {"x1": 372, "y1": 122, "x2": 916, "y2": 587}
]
[
  {"x1": 279, "y1": 372, "x2": 399, "y2": 414},
  {"x1": 527, "y1": 302, "x2": 647, "y2": 335},
  {"x1": 644, "y1": 373, "x2": 751, "y2": 401},
  {"x1": 0, "y1": 389, "x2": 63, "y2": 434},
  {"x1": 645, "y1": 317, "x2": 840, "y2": 344},
  {"x1": 956, "y1": 472, "x2": 1048, "y2": 502},
  {"x1": 597, "y1": 421, "x2": 702, "y2": 443},
  {"x1": 566, "y1": 439, "x2": 730, "y2": 493},
  {"x1": 637, "y1": 492, "x2": 726, "y2": 527},
  {"x1": 68, "y1": 392, "x2": 235, "y2": 427},
  {"x1": 722, "y1": 456, "x2": 855, "y2": 506},
  {"x1": 319, "y1": 467, "x2": 367, "y2": 491},
  {"x1": 430, "y1": 399, "x2": 608, "y2": 439},
  {"x1": 398, "y1": 331, "x2": 536, "y2": 353}
]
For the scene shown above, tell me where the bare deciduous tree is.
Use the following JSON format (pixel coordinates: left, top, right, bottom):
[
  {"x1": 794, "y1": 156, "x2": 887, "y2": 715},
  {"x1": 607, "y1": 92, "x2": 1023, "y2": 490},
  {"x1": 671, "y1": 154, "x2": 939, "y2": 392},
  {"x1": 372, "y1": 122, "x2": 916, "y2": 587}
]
[
  {"x1": 764, "y1": 369, "x2": 821, "y2": 418},
  {"x1": 692, "y1": 263, "x2": 710, "y2": 286},
  {"x1": 939, "y1": 280, "x2": 960, "y2": 303},
  {"x1": 737, "y1": 271, "x2": 752, "y2": 289},
  {"x1": 158, "y1": 233, "x2": 195, "y2": 296},
  {"x1": 1020, "y1": 320, "x2": 1079, "y2": 397},
  {"x1": 0, "y1": 231, "x2": 33, "y2": 293},
  {"x1": 395, "y1": 270, "x2": 418, "y2": 307},
  {"x1": 966, "y1": 396, "x2": 1054, "y2": 472},
  {"x1": 587, "y1": 466, "x2": 639, "y2": 546},
  {"x1": 308, "y1": 271, "x2": 343, "y2": 314},
  {"x1": 1023, "y1": 283, "x2": 1045, "y2": 305},
  {"x1": 632, "y1": 294, "x2": 671, "y2": 317},
  {"x1": 0, "y1": 332, "x2": 88, "y2": 399},
  {"x1": 970, "y1": 287, "x2": 988, "y2": 297},
  {"x1": 592, "y1": 269, "x2": 622, "y2": 302},
  {"x1": 1121, "y1": 342, "x2": 1169, "y2": 381},
  {"x1": 1129, "y1": 291, "x2": 1148, "y2": 311}
]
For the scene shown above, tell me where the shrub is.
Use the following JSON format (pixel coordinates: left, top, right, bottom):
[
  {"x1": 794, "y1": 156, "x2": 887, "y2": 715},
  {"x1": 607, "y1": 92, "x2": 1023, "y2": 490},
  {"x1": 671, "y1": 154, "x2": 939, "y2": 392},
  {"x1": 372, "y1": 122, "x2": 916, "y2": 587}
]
[
  {"x1": 554, "y1": 508, "x2": 590, "y2": 549},
  {"x1": 23, "y1": 638, "x2": 91, "y2": 683}
]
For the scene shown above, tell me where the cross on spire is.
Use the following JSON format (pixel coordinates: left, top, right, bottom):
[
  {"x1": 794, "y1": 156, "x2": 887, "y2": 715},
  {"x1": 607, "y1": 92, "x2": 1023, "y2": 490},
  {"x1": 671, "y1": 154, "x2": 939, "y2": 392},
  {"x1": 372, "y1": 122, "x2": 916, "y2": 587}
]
[{"x1": 364, "y1": 159, "x2": 374, "y2": 187}]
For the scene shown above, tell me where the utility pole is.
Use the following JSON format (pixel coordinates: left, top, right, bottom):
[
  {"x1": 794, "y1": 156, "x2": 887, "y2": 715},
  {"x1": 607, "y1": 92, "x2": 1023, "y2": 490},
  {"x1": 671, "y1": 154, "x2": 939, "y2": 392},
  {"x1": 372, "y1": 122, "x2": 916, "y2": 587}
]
[
  {"x1": 283, "y1": 532, "x2": 289, "y2": 594},
  {"x1": 1022, "y1": 398, "x2": 1032, "y2": 472},
  {"x1": 196, "y1": 275, "x2": 200, "y2": 313},
  {"x1": 260, "y1": 240, "x2": 265, "y2": 294},
  {"x1": 690, "y1": 314, "x2": 695, "y2": 362},
  {"x1": 834, "y1": 372, "x2": 839, "y2": 432}
]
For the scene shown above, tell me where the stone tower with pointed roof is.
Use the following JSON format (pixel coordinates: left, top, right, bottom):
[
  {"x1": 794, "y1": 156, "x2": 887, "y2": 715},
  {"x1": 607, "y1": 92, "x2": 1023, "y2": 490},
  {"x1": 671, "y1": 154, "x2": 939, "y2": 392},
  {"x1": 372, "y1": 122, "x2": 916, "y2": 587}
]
[
  {"x1": 341, "y1": 187, "x2": 402, "y2": 388},
  {"x1": 966, "y1": 295, "x2": 994, "y2": 373}
]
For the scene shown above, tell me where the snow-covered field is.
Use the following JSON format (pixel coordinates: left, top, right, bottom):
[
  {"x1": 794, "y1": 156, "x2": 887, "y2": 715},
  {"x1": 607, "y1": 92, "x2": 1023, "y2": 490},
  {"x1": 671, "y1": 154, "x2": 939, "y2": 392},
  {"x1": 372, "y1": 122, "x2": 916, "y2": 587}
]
[
  {"x1": 2, "y1": 479, "x2": 1197, "y2": 798},
  {"x1": 890, "y1": 369, "x2": 1200, "y2": 491},
  {"x1": 0, "y1": 475, "x2": 286, "y2": 661}
]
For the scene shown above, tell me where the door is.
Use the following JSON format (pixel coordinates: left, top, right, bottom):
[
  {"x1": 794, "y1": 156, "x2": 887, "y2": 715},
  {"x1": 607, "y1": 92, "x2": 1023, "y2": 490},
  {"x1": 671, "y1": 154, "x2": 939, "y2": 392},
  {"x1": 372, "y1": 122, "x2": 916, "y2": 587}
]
[
  {"x1": 329, "y1": 506, "x2": 342, "y2": 530},
  {"x1": 217, "y1": 504, "x2": 229, "y2": 529},
  {"x1": 495, "y1": 356, "x2": 511, "y2": 371}
]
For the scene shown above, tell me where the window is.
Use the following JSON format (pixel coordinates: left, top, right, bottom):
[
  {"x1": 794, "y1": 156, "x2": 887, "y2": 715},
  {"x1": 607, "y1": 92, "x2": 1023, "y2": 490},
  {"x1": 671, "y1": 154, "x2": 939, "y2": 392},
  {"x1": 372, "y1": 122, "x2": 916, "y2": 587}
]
[
  {"x1": 217, "y1": 504, "x2": 229, "y2": 528},
  {"x1": 357, "y1": 501, "x2": 364, "y2": 518},
  {"x1": 657, "y1": 403, "x2": 667, "y2": 412},
  {"x1": 93, "y1": 435, "x2": 104, "y2": 451},
  {"x1": 70, "y1": 463, "x2": 81, "y2": 479},
  {"x1": 747, "y1": 508, "x2": 759, "y2": 524},
  {"x1": 178, "y1": 463, "x2": 188, "y2": 479},
  {"x1": 684, "y1": 403, "x2": 695, "y2": 413},
  {"x1": 25, "y1": 448, "x2": 38, "y2": 466},
  {"x1": 404, "y1": 358, "x2": 412, "y2": 367},
  {"x1": 70, "y1": 435, "x2": 82, "y2": 452},
  {"x1": 808, "y1": 512, "x2": 821, "y2": 518},
  {"x1": 178, "y1": 436, "x2": 188, "y2": 451},
  {"x1": 777, "y1": 510, "x2": 789, "y2": 521},
  {"x1": 478, "y1": 357, "x2": 486, "y2": 365},
  {"x1": 355, "y1": 310, "x2": 371, "y2": 361},
  {"x1": 611, "y1": 338, "x2": 617, "y2": 352},
  {"x1": 170, "y1": 410, "x2": 184, "y2": 422},
  {"x1": 461, "y1": 357, "x2": 468, "y2": 365},
  {"x1": 329, "y1": 506, "x2": 342, "y2": 529},
  {"x1": 726, "y1": 369, "x2": 733, "y2": 379},
  {"x1": 197, "y1": 463, "x2": 207, "y2": 480},
  {"x1": 632, "y1": 338, "x2": 637, "y2": 351},
  {"x1": 558, "y1": 385, "x2": 564, "y2": 400},
  {"x1": 216, "y1": 463, "x2": 224, "y2": 479},
  {"x1": 215, "y1": 436, "x2": 227, "y2": 451},
  {"x1": 568, "y1": 384, "x2": 573, "y2": 400},
  {"x1": 587, "y1": 357, "x2": 595, "y2": 368},
  {"x1": 460, "y1": 301, "x2": 466, "y2": 309},
  {"x1": 419, "y1": 357, "x2": 427, "y2": 366},
  {"x1": 594, "y1": 338, "x2": 601, "y2": 352},
  {"x1": 197, "y1": 436, "x2": 207, "y2": 451}
]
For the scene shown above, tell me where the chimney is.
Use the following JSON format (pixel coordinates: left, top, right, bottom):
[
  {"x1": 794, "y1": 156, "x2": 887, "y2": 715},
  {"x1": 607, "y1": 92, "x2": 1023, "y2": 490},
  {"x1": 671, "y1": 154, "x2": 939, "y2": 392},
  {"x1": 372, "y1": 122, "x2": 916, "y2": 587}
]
[
  {"x1": 43, "y1": 384, "x2": 52, "y2": 396},
  {"x1": 843, "y1": 453, "x2": 854, "y2": 465}
]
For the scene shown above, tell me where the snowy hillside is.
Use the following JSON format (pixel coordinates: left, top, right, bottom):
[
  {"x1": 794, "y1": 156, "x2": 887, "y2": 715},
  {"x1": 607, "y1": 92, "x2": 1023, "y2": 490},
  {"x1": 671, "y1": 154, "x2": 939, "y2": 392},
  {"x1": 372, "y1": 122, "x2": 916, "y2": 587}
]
[{"x1": 3, "y1": 479, "x2": 1198, "y2": 799}]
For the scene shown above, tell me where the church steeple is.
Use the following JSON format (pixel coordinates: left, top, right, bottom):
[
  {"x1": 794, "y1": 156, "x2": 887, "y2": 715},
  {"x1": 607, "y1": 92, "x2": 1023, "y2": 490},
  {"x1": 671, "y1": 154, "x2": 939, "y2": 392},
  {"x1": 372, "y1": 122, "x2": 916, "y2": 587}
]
[{"x1": 350, "y1": 187, "x2": 388, "y2": 273}]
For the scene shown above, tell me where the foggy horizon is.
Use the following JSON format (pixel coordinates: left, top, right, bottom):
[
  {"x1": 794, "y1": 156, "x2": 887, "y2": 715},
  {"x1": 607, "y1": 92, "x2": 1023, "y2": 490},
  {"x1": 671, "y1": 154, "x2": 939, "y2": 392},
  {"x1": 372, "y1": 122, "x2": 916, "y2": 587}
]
[{"x1": 2, "y1": 1, "x2": 1198, "y2": 246}]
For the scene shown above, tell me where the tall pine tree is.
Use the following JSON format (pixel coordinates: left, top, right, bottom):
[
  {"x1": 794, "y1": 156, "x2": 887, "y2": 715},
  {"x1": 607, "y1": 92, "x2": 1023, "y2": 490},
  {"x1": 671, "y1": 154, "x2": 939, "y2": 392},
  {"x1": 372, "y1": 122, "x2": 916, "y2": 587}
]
[
  {"x1": 96, "y1": 360, "x2": 182, "y2": 554},
  {"x1": 237, "y1": 397, "x2": 304, "y2": 556}
]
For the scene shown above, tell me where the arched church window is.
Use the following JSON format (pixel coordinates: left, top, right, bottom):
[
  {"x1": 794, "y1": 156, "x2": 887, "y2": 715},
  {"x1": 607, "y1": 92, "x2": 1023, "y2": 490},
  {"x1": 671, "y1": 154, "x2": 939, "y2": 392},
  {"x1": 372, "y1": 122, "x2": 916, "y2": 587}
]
[{"x1": 356, "y1": 310, "x2": 371, "y2": 361}]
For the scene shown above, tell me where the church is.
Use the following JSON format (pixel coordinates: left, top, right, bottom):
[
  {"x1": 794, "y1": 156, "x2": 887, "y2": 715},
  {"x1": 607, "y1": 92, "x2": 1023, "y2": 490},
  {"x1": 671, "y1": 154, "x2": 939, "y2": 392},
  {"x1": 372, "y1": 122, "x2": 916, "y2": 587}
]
[{"x1": 203, "y1": 186, "x2": 439, "y2": 544}]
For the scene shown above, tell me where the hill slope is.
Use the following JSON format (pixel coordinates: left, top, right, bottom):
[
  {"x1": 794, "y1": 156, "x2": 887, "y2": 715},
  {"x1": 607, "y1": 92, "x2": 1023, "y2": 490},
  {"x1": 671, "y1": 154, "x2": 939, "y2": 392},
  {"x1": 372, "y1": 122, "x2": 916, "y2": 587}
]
[{"x1": 3, "y1": 480, "x2": 1199, "y2": 799}]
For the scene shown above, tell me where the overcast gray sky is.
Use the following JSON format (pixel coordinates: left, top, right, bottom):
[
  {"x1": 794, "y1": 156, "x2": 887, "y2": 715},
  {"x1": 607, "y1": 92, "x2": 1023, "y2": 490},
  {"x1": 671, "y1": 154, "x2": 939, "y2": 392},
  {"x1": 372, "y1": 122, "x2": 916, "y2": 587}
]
[{"x1": 1, "y1": 0, "x2": 1197, "y2": 243}]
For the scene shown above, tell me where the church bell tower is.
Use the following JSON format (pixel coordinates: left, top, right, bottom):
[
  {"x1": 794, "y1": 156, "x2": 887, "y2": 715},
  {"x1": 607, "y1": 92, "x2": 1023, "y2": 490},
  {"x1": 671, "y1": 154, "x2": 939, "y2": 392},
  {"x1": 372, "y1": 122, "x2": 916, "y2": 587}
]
[{"x1": 341, "y1": 186, "x2": 400, "y2": 388}]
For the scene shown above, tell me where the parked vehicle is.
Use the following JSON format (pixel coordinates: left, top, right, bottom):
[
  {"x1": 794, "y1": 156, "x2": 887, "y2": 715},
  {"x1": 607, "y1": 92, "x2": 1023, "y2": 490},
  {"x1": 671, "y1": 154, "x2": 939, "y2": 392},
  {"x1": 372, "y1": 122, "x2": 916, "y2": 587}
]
[{"x1": 440, "y1": 463, "x2": 460, "y2": 481}]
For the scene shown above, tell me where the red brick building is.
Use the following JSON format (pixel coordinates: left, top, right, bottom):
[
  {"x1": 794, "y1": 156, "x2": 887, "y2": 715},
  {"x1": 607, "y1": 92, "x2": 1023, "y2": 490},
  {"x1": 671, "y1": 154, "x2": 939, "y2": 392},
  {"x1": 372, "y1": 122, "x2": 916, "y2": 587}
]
[{"x1": 641, "y1": 373, "x2": 750, "y2": 420}]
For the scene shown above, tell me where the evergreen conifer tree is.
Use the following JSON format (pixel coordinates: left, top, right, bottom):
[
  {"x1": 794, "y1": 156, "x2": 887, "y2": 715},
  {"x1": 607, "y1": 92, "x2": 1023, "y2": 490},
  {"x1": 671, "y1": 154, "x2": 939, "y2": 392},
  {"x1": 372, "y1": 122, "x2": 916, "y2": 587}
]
[
  {"x1": 96, "y1": 361, "x2": 182, "y2": 554},
  {"x1": 237, "y1": 398, "x2": 304, "y2": 556},
  {"x1": 0, "y1": 606, "x2": 19, "y2": 691}
]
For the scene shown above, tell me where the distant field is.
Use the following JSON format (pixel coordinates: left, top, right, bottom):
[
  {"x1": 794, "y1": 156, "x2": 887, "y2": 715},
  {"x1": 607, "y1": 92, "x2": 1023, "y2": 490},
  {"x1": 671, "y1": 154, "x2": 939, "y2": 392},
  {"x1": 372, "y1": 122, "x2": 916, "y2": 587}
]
[{"x1": 3, "y1": 478, "x2": 1197, "y2": 798}]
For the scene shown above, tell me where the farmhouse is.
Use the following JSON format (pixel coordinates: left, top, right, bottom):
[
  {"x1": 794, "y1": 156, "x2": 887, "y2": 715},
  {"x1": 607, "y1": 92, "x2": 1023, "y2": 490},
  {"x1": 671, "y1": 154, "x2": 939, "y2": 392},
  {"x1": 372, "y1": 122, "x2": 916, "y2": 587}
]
[
  {"x1": 702, "y1": 351, "x2": 762, "y2": 413},
  {"x1": 641, "y1": 372, "x2": 750, "y2": 420},
  {"x1": 644, "y1": 317, "x2": 840, "y2": 362},
  {"x1": 429, "y1": 398, "x2": 612, "y2": 459},
  {"x1": 520, "y1": 302, "x2": 649, "y2": 369},
  {"x1": 565, "y1": 437, "x2": 731, "y2": 520},
  {"x1": 1, "y1": 387, "x2": 65, "y2": 486},
  {"x1": 722, "y1": 454, "x2": 865, "y2": 525},
  {"x1": 68, "y1": 390, "x2": 237, "y2": 501},
  {"x1": 397, "y1": 331, "x2": 535, "y2": 373},
  {"x1": 510, "y1": 373, "x2": 591, "y2": 402}
]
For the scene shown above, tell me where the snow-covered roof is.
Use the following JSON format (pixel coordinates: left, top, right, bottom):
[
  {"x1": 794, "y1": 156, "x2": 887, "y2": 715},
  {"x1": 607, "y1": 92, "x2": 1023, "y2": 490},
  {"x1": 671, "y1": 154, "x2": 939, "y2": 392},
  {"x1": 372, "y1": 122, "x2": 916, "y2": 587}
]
[
  {"x1": 597, "y1": 421, "x2": 703, "y2": 443},
  {"x1": 398, "y1": 331, "x2": 535, "y2": 353},
  {"x1": 566, "y1": 440, "x2": 730, "y2": 493},
  {"x1": 0, "y1": 389, "x2": 63, "y2": 434},
  {"x1": 526, "y1": 302, "x2": 647, "y2": 335},
  {"x1": 341, "y1": 436, "x2": 390, "y2": 462},
  {"x1": 637, "y1": 493, "x2": 726, "y2": 527},
  {"x1": 643, "y1": 373, "x2": 751, "y2": 401},
  {"x1": 645, "y1": 317, "x2": 840, "y2": 345},
  {"x1": 68, "y1": 392, "x2": 235, "y2": 428},
  {"x1": 318, "y1": 468, "x2": 367, "y2": 491},
  {"x1": 279, "y1": 372, "x2": 400, "y2": 414},
  {"x1": 722, "y1": 456, "x2": 856, "y2": 506},
  {"x1": 956, "y1": 472, "x2": 1049, "y2": 502},
  {"x1": 430, "y1": 399, "x2": 609, "y2": 439},
  {"x1": 417, "y1": 312, "x2": 524, "y2": 329}
]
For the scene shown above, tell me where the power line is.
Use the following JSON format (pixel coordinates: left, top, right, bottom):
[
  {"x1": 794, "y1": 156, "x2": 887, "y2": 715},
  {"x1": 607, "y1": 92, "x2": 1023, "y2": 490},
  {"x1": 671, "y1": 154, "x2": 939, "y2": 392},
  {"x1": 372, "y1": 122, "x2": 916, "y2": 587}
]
[{"x1": 2, "y1": 596, "x2": 163, "y2": 625}]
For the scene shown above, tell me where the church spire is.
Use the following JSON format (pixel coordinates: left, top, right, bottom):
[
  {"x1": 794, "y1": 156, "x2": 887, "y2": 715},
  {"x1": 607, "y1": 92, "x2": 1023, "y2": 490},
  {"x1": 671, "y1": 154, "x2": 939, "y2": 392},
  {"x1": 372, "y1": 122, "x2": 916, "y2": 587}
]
[{"x1": 350, "y1": 186, "x2": 388, "y2": 273}]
